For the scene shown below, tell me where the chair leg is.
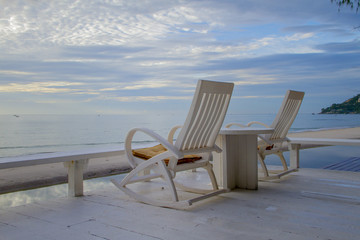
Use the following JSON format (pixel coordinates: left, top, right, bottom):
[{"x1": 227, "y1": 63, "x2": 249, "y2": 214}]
[
  {"x1": 277, "y1": 152, "x2": 288, "y2": 171},
  {"x1": 171, "y1": 164, "x2": 219, "y2": 194},
  {"x1": 157, "y1": 161, "x2": 179, "y2": 202},
  {"x1": 138, "y1": 168, "x2": 152, "y2": 182},
  {"x1": 258, "y1": 153, "x2": 269, "y2": 178},
  {"x1": 118, "y1": 165, "x2": 147, "y2": 188},
  {"x1": 113, "y1": 160, "x2": 180, "y2": 206},
  {"x1": 258, "y1": 152, "x2": 296, "y2": 180},
  {"x1": 118, "y1": 156, "x2": 166, "y2": 188},
  {"x1": 112, "y1": 179, "x2": 190, "y2": 208},
  {"x1": 205, "y1": 163, "x2": 219, "y2": 190}
]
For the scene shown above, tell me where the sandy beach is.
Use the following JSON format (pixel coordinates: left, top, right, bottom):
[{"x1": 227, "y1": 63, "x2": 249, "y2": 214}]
[
  {"x1": 0, "y1": 126, "x2": 359, "y2": 194},
  {"x1": 287, "y1": 126, "x2": 360, "y2": 139}
]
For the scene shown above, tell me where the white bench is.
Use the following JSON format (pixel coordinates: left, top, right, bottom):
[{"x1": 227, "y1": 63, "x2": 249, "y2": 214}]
[
  {"x1": 287, "y1": 138, "x2": 360, "y2": 169},
  {"x1": 0, "y1": 148, "x2": 124, "y2": 197}
]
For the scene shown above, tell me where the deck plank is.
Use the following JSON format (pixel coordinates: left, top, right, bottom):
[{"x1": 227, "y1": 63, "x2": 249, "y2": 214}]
[{"x1": 1, "y1": 169, "x2": 360, "y2": 240}]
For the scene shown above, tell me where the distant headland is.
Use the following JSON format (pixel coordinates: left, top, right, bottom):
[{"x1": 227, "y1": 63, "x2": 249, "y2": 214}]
[{"x1": 320, "y1": 94, "x2": 360, "y2": 114}]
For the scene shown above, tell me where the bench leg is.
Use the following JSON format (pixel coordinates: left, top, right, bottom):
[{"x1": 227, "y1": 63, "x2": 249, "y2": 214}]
[
  {"x1": 64, "y1": 159, "x2": 89, "y2": 197},
  {"x1": 289, "y1": 144, "x2": 301, "y2": 169}
]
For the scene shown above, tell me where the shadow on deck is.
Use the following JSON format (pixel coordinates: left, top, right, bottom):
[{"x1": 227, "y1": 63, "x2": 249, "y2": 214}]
[{"x1": 324, "y1": 157, "x2": 360, "y2": 172}]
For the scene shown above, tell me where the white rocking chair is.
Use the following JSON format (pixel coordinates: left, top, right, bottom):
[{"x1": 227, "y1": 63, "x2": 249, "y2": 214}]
[
  {"x1": 226, "y1": 90, "x2": 304, "y2": 180},
  {"x1": 112, "y1": 80, "x2": 234, "y2": 208}
]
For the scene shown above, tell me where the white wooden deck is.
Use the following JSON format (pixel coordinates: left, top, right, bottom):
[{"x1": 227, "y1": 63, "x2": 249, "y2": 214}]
[{"x1": 1, "y1": 168, "x2": 360, "y2": 240}]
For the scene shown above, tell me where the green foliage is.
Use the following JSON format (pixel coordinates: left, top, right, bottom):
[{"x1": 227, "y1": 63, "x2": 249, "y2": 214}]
[
  {"x1": 331, "y1": 0, "x2": 360, "y2": 12},
  {"x1": 321, "y1": 94, "x2": 360, "y2": 114}
]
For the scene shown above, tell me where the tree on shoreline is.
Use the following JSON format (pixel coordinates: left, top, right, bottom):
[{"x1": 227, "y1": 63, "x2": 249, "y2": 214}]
[{"x1": 321, "y1": 94, "x2": 360, "y2": 114}]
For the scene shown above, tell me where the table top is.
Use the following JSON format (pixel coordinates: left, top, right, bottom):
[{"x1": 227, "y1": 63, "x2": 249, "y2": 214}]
[{"x1": 219, "y1": 127, "x2": 274, "y2": 135}]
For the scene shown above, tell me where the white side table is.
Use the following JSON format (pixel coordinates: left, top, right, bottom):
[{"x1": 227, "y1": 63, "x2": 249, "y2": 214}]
[{"x1": 213, "y1": 127, "x2": 274, "y2": 190}]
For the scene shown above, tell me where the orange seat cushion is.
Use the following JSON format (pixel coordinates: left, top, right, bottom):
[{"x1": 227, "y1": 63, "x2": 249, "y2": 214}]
[{"x1": 132, "y1": 144, "x2": 202, "y2": 165}]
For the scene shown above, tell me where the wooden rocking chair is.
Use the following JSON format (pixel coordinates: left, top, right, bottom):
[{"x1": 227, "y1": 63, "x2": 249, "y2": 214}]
[
  {"x1": 226, "y1": 90, "x2": 304, "y2": 180},
  {"x1": 112, "y1": 80, "x2": 234, "y2": 208}
]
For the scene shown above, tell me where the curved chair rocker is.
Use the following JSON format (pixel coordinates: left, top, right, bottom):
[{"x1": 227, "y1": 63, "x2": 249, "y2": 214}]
[
  {"x1": 226, "y1": 90, "x2": 304, "y2": 180},
  {"x1": 112, "y1": 80, "x2": 234, "y2": 208}
]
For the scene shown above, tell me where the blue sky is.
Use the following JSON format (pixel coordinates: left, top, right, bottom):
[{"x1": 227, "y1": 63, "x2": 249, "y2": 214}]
[{"x1": 0, "y1": 0, "x2": 359, "y2": 115}]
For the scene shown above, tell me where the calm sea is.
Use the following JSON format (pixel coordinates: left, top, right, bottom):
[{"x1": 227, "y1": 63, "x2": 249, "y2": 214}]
[{"x1": 1, "y1": 113, "x2": 360, "y2": 168}]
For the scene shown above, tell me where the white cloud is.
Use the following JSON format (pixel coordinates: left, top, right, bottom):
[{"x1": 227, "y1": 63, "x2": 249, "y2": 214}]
[
  {"x1": 0, "y1": 0, "x2": 219, "y2": 49},
  {"x1": 232, "y1": 95, "x2": 284, "y2": 99},
  {"x1": 285, "y1": 32, "x2": 315, "y2": 41},
  {"x1": 0, "y1": 70, "x2": 35, "y2": 76},
  {"x1": 0, "y1": 0, "x2": 359, "y2": 114},
  {"x1": 98, "y1": 80, "x2": 174, "y2": 91},
  {"x1": 101, "y1": 95, "x2": 192, "y2": 102},
  {"x1": 0, "y1": 81, "x2": 85, "y2": 94}
]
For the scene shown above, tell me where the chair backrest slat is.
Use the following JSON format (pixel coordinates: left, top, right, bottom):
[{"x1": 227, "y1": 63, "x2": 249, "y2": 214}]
[
  {"x1": 198, "y1": 93, "x2": 227, "y2": 148},
  {"x1": 175, "y1": 80, "x2": 234, "y2": 151},
  {"x1": 269, "y1": 90, "x2": 304, "y2": 141}
]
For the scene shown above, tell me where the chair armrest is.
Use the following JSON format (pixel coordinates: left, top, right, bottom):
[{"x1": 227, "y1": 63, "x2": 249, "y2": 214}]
[
  {"x1": 225, "y1": 123, "x2": 247, "y2": 128},
  {"x1": 167, "y1": 125, "x2": 182, "y2": 144},
  {"x1": 125, "y1": 128, "x2": 184, "y2": 168},
  {"x1": 226, "y1": 121, "x2": 271, "y2": 128},
  {"x1": 247, "y1": 121, "x2": 271, "y2": 128},
  {"x1": 226, "y1": 122, "x2": 273, "y2": 146},
  {"x1": 258, "y1": 135, "x2": 288, "y2": 146},
  {"x1": 257, "y1": 134, "x2": 273, "y2": 145}
]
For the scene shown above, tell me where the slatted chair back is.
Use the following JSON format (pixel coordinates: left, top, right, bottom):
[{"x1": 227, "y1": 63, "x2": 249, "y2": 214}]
[
  {"x1": 268, "y1": 90, "x2": 305, "y2": 142},
  {"x1": 175, "y1": 80, "x2": 234, "y2": 152}
]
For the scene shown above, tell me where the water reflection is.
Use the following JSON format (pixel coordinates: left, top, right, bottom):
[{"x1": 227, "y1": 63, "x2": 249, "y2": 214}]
[
  {"x1": 265, "y1": 145, "x2": 360, "y2": 169},
  {"x1": 0, "y1": 174, "x2": 125, "y2": 208}
]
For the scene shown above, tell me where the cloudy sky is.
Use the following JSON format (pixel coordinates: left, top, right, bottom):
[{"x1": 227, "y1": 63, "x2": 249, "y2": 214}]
[{"x1": 1, "y1": 0, "x2": 359, "y2": 115}]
